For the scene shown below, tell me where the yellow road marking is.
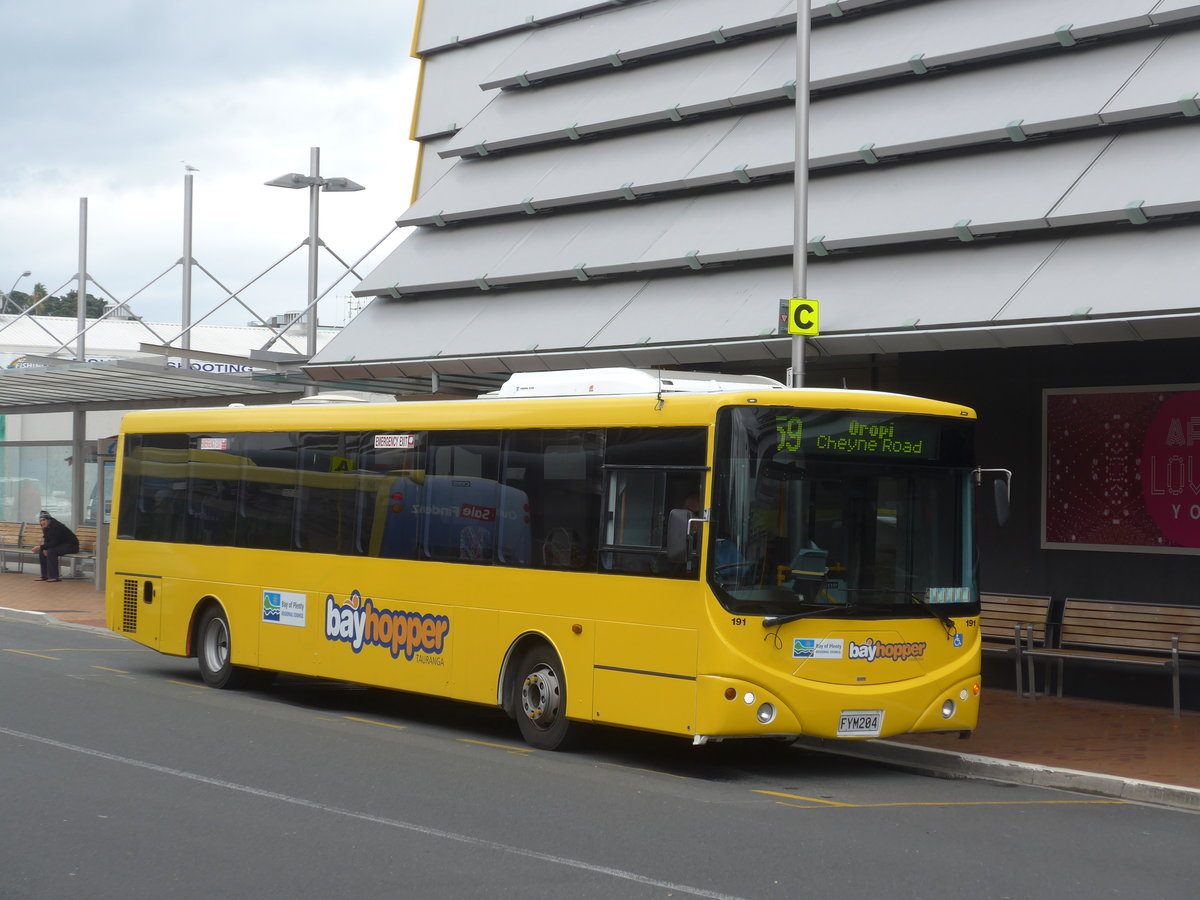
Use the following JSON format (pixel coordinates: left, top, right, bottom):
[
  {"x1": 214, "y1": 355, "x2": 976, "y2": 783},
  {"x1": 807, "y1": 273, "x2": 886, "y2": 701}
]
[
  {"x1": 3, "y1": 649, "x2": 60, "y2": 660},
  {"x1": 91, "y1": 666, "x2": 131, "y2": 674},
  {"x1": 43, "y1": 648, "x2": 148, "y2": 652},
  {"x1": 599, "y1": 762, "x2": 688, "y2": 780},
  {"x1": 754, "y1": 790, "x2": 852, "y2": 807},
  {"x1": 757, "y1": 790, "x2": 1124, "y2": 809},
  {"x1": 344, "y1": 716, "x2": 406, "y2": 731},
  {"x1": 843, "y1": 799, "x2": 1125, "y2": 807},
  {"x1": 167, "y1": 680, "x2": 206, "y2": 689},
  {"x1": 458, "y1": 738, "x2": 533, "y2": 753}
]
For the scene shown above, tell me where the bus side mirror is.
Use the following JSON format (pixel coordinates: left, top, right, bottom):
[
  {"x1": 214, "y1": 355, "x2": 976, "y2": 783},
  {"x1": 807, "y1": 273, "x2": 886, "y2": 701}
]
[
  {"x1": 975, "y1": 467, "x2": 1012, "y2": 527},
  {"x1": 993, "y1": 478, "x2": 1010, "y2": 527},
  {"x1": 666, "y1": 508, "x2": 701, "y2": 564}
]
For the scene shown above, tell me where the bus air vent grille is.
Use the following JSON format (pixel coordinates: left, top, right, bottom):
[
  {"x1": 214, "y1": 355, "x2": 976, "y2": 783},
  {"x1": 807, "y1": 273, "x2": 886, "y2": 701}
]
[{"x1": 121, "y1": 580, "x2": 138, "y2": 633}]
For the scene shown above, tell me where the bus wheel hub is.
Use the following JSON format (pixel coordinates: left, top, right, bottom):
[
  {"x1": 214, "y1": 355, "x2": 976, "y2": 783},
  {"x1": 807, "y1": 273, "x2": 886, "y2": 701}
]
[{"x1": 521, "y1": 666, "x2": 561, "y2": 726}]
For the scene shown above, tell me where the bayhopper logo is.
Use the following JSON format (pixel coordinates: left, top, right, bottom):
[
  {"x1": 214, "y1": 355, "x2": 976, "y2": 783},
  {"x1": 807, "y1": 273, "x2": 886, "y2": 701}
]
[
  {"x1": 847, "y1": 638, "x2": 927, "y2": 662},
  {"x1": 324, "y1": 589, "x2": 450, "y2": 662}
]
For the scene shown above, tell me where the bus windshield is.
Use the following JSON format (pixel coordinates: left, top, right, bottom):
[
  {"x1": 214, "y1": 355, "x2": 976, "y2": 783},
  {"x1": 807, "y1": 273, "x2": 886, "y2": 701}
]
[{"x1": 710, "y1": 406, "x2": 977, "y2": 619}]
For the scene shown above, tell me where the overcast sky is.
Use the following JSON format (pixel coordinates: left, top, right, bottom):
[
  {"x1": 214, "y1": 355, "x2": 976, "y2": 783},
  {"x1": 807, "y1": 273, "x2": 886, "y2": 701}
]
[{"x1": 0, "y1": 0, "x2": 422, "y2": 333}]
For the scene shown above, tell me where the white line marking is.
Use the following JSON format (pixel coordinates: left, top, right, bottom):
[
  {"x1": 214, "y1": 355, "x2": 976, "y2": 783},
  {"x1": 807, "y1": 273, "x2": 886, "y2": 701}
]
[{"x1": 1, "y1": 726, "x2": 745, "y2": 899}]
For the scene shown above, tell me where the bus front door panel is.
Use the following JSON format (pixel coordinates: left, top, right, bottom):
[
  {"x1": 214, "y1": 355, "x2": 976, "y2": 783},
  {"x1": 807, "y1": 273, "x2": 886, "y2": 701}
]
[{"x1": 592, "y1": 619, "x2": 698, "y2": 736}]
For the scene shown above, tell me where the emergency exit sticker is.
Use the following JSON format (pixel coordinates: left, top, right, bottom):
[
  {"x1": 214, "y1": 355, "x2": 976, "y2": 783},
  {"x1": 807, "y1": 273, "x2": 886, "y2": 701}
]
[{"x1": 375, "y1": 434, "x2": 417, "y2": 449}]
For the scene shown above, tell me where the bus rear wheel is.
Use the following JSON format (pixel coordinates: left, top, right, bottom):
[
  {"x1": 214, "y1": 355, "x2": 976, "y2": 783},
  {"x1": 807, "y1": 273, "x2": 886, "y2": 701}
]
[
  {"x1": 197, "y1": 606, "x2": 270, "y2": 689},
  {"x1": 514, "y1": 645, "x2": 573, "y2": 750}
]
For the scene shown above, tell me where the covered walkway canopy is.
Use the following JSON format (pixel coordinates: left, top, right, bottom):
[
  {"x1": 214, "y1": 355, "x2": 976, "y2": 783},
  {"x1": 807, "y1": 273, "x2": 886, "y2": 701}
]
[{"x1": 0, "y1": 356, "x2": 307, "y2": 416}]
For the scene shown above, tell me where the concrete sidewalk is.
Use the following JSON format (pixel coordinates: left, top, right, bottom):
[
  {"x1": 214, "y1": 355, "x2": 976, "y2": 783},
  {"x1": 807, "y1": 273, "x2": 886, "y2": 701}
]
[{"x1": 2, "y1": 570, "x2": 1197, "y2": 811}]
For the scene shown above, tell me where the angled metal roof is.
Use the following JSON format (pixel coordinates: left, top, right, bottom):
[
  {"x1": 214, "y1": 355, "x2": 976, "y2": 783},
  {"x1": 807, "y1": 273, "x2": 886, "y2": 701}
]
[
  {"x1": 0, "y1": 359, "x2": 305, "y2": 415},
  {"x1": 323, "y1": 0, "x2": 1200, "y2": 379},
  {"x1": 312, "y1": 220, "x2": 1200, "y2": 379}
]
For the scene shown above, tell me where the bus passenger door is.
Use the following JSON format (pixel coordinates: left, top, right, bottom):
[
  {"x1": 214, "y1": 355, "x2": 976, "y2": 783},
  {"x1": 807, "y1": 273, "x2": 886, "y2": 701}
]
[{"x1": 592, "y1": 465, "x2": 702, "y2": 737}]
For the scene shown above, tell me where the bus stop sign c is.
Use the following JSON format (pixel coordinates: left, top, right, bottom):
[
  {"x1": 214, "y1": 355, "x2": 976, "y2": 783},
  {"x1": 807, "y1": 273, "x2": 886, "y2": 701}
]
[{"x1": 786, "y1": 298, "x2": 820, "y2": 336}]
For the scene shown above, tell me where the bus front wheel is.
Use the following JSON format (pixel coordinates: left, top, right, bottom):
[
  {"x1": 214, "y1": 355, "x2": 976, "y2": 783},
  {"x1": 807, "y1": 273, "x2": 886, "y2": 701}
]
[
  {"x1": 513, "y1": 645, "x2": 573, "y2": 751},
  {"x1": 196, "y1": 606, "x2": 270, "y2": 689}
]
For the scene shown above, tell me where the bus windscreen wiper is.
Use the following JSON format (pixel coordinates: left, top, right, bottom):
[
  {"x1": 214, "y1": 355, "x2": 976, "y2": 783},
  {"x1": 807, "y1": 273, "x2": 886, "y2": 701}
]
[
  {"x1": 762, "y1": 604, "x2": 855, "y2": 628},
  {"x1": 909, "y1": 592, "x2": 957, "y2": 639}
]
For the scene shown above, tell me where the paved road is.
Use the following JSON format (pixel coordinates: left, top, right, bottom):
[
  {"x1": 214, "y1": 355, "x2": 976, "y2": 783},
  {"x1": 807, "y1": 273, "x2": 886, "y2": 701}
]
[{"x1": 2, "y1": 618, "x2": 1197, "y2": 899}]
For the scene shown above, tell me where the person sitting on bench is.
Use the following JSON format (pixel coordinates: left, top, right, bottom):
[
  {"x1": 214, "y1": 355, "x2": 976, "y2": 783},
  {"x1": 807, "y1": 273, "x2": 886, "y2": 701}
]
[{"x1": 33, "y1": 511, "x2": 78, "y2": 583}]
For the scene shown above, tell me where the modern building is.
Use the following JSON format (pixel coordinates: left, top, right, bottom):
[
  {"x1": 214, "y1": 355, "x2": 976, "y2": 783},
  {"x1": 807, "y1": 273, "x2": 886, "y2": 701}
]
[{"x1": 308, "y1": 0, "x2": 1200, "y2": 666}]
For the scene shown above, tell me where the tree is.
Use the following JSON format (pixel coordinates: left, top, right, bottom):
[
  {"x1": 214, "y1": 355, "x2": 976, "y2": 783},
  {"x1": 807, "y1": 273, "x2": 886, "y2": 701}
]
[{"x1": 1, "y1": 284, "x2": 106, "y2": 318}]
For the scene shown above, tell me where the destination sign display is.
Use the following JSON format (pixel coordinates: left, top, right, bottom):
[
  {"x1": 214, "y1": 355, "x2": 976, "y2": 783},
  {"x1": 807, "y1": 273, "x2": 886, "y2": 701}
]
[{"x1": 773, "y1": 413, "x2": 942, "y2": 461}]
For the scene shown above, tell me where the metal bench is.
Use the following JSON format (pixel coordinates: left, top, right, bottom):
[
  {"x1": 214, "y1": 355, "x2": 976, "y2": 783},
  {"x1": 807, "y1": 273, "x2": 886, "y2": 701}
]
[
  {"x1": 979, "y1": 593, "x2": 1053, "y2": 699},
  {"x1": 1024, "y1": 598, "x2": 1200, "y2": 717}
]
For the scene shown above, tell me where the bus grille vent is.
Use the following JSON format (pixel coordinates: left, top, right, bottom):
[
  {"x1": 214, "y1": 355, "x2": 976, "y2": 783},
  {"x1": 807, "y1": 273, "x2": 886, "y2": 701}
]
[{"x1": 122, "y1": 580, "x2": 138, "y2": 633}]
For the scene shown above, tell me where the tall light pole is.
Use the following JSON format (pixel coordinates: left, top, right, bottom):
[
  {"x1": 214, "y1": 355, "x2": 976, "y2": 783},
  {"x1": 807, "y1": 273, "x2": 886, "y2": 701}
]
[
  {"x1": 791, "y1": 6, "x2": 812, "y2": 388},
  {"x1": 265, "y1": 147, "x2": 364, "y2": 363},
  {"x1": 182, "y1": 166, "x2": 196, "y2": 369},
  {"x1": 2, "y1": 270, "x2": 31, "y2": 314}
]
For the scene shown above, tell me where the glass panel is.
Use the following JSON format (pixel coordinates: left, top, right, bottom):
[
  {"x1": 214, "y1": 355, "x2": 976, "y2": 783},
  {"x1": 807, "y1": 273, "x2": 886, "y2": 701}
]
[
  {"x1": 118, "y1": 434, "x2": 189, "y2": 542},
  {"x1": 502, "y1": 429, "x2": 602, "y2": 571},
  {"x1": 229, "y1": 433, "x2": 298, "y2": 551},
  {"x1": 360, "y1": 430, "x2": 424, "y2": 559},
  {"x1": 422, "y1": 431, "x2": 504, "y2": 563},
  {"x1": 186, "y1": 435, "x2": 240, "y2": 546},
  {"x1": 711, "y1": 407, "x2": 976, "y2": 617}
]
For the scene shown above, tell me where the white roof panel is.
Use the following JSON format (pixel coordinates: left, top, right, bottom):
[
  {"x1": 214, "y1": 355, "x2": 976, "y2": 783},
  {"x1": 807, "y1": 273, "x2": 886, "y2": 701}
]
[
  {"x1": 1100, "y1": 30, "x2": 1200, "y2": 123},
  {"x1": 1047, "y1": 126, "x2": 1200, "y2": 226},
  {"x1": 309, "y1": 291, "x2": 494, "y2": 367},
  {"x1": 997, "y1": 225, "x2": 1200, "y2": 320},
  {"x1": 810, "y1": 38, "x2": 1155, "y2": 160},
  {"x1": 413, "y1": 136, "x2": 460, "y2": 201},
  {"x1": 406, "y1": 33, "x2": 1161, "y2": 226},
  {"x1": 440, "y1": 35, "x2": 793, "y2": 158},
  {"x1": 811, "y1": 136, "x2": 1112, "y2": 248},
  {"x1": 591, "y1": 268, "x2": 786, "y2": 346},
  {"x1": 480, "y1": 0, "x2": 795, "y2": 89},
  {"x1": 408, "y1": 108, "x2": 791, "y2": 227},
  {"x1": 812, "y1": 0, "x2": 1157, "y2": 87},
  {"x1": 414, "y1": 33, "x2": 530, "y2": 140},
  {"x1": 366, "y1": 135, "x2": 1128, "y2": 298},
  {"x1": 808, "y1": 243, "x2": 1060, "y2": 332},
  {"x1": 1150, "y1": 1, "x2": 1200, "y2": 24},
  {"x1": 436, "y1": 1, "x2": 1169, "y2": 160},
  {"x1": 415, "y1": 1, "x2": 626, "y2": 55},
  {"x1": 326, "y1": 217, "x2": 1200, "y2": 374}
]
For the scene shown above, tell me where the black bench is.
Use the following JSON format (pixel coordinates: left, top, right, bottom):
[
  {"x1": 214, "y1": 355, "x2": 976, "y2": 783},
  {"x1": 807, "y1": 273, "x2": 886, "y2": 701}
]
[
  {"x1": 980, "y1": 593, "x2": 1052, "y2": 699},
  {"x1": 1024, "y1": 598, "x2": 1200, "y2": 717}
]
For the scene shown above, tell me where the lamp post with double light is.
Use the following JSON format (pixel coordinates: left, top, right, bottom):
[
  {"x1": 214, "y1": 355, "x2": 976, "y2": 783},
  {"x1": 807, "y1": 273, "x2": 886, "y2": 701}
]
[{"x1": 265, "y1": 147, "x2": 364, "y2": 363}]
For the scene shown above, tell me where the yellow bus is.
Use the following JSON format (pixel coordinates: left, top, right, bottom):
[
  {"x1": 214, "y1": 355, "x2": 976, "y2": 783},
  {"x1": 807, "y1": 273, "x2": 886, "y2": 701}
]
[{"x1": 107, "y1": 368, "x2": 986, "y2": 749}]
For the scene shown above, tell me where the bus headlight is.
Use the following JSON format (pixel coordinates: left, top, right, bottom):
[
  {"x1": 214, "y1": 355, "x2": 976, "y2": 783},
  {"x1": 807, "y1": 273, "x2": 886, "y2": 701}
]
[
  {"x1": 756, "y1": 703, "x2": 776, "y2": 725},
  {"x1": 941, "y1": 699, "x2": 956, "y2": 719}
]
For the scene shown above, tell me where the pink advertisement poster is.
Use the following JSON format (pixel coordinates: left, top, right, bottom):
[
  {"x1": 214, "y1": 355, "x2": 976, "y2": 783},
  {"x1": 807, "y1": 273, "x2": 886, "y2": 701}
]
[{"x1": 1044, "y1": 386, "x2": 1200, "y2": 553}]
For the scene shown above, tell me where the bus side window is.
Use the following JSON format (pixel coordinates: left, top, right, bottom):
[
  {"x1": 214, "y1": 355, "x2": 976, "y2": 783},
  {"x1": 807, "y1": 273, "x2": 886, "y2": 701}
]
[
  {"x1": 599, "y1": 427, "x2": 707, "y2": 579},
  {"x1": 231, "y1": 433, "x2": 298, "y2": 551},
  {"x1": 295, "y1": 432, "x2": 366, "y2": 556},
  {"x1": 361, "y1": 431, "x2": 424, "y2": 559},
  {"x1": 119, "y1": 434, "x2": 189, "y2": 542},
  {"x1": 503, "y1": 429, "x2": 602, "y2": 571},
  {"x1": 422, "y1": 431, "x2": 503, "y2": 564}
]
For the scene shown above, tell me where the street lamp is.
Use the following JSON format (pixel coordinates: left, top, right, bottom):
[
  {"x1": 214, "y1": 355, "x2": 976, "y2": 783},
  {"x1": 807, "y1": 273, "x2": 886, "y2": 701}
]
[
  {"x1": 1, "y1": 270, "x2": 32, "y2": 315},
  {"x1": 265, "y1": 147, "x2": 364, "y2": 363}
]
